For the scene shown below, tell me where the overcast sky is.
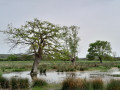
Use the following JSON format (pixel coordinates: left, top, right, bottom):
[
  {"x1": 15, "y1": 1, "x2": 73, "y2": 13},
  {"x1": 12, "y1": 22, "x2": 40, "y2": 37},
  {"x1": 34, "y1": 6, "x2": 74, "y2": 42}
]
[{"x1": 0, "y1": 0, "x2": 120, "y2": 58}]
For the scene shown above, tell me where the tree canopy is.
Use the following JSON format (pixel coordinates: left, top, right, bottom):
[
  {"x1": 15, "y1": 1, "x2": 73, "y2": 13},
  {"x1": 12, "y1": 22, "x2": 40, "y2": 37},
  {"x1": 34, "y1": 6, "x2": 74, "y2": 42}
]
[
  {"x1": 62, "y1": 26, "x2": 80, "y2": 65},
  {"x1": 1, "y1": 18, "x2": 64, "y2": 74},
  {"x1": 87, "y1": 40, "x2": 112, "y2": 63}
]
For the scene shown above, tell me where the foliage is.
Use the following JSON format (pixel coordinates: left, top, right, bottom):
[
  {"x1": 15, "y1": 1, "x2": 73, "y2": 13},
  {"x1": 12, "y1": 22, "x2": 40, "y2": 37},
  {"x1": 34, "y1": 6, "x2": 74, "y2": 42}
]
[
  {"x1": 86, "y1": 54, "x2": 95, "y2": 60},
  {"x1": 87, "y1": 40, "x2": 112, "y2": 63},
  {"x1": 7, "y1": 54, "x2": 21, "y2": 61},
  {"x1": 63, "y1": 26, "x2": 80, "y2": 64},
  {"x1": 20, "y1": 54, "x2": 34, "y2": 61},
  {"x1": 2, "y1": 18, "x2": 66, "y2": 74}
]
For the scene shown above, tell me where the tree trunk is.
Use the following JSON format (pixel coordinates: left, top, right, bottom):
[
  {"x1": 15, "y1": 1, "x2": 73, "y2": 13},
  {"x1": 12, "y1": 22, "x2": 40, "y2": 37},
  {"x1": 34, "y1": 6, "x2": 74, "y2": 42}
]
[
  {"x1": 99, "y1": 57, "x2": 102, "y2": 64},
  {"x1": 71, "y1": 58, "x2": 75, "y2": 66},
  {"x1": 30, "y1": 53, "x2": 41, "y2": 75}
]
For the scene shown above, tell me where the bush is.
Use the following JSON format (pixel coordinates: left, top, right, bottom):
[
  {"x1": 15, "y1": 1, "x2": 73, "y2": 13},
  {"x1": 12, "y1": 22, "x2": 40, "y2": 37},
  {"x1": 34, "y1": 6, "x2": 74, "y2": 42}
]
[
  {"x1": 62, "y1": 77, "x2": 89, "y2": 90},
  {"x1": 90, "y1": 78, "x2": 104, "y2": 90},
  {"x1": 32, "y1": 78, "x2": 48, "y2": 87},
  {"x1": 10, "y1": 77, "x2": 29, "y2": 89},
  {"x1": 106, "y1": 79, "x2": 120, "y2": 90},
  {"x1": 0, "y1": 77, "x2": 9, "y2": 89}
]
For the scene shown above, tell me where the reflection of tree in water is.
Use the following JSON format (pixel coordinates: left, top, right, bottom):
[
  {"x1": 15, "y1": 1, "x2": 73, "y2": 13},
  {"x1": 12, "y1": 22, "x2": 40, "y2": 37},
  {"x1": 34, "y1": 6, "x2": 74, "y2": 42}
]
[
  {"x1": 40, "y1": 72, "x2": 46, "y2": 76},
  {"x1": 30, "y1": 71, "x2": 47, "y2": 80},
  {"x1": 66, "y1": 73, "x2": 76, "y2": 78},
  {"x1": 40, "y1": 68, "x2": 46, "y2": 76},
  {"x1": 57, "y1": 72, "x2": 64, "y2": 75},
  {"x1": 30, "y1": 73, "x2": 37, "y2": 80}
]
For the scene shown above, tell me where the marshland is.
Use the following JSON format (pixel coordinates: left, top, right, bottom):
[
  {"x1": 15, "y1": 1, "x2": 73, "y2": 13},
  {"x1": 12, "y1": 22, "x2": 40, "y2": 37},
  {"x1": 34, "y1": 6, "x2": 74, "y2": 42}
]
[
  {"x1": 1, "y1": 60, "x2": 120, "y2": 89},
  {"x1": 1, "y1": 0, "x2": 120, "y2": 90}
]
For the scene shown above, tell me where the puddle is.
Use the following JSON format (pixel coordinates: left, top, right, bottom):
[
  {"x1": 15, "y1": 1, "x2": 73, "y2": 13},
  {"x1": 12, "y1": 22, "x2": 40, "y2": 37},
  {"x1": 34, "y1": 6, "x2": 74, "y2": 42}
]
[{"x1": 2, "y1": 68, "x2": 120, "y2": 83}]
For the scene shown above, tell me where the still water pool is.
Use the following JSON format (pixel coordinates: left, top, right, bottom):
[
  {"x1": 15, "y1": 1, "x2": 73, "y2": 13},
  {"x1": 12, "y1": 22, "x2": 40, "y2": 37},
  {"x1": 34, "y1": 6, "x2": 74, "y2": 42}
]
[{"x1": 3, "y1": 67, "x2": 120, "y2": 83}]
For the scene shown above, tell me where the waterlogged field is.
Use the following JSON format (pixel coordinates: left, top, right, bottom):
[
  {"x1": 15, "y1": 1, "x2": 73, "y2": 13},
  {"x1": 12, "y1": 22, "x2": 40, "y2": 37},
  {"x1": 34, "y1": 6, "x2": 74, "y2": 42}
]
[
  {"x1": 1, "y1": 60, "x2": 120, "y2": 89},
  {"x1": 1, "y1": 60, "x2": 120, "y2": 72}
]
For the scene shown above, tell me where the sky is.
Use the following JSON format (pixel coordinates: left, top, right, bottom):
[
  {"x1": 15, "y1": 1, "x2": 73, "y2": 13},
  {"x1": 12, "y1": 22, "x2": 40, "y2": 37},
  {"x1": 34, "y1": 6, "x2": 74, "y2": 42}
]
[{"x1": 0, "y1": 0, "x2": 120, "y2": 58}]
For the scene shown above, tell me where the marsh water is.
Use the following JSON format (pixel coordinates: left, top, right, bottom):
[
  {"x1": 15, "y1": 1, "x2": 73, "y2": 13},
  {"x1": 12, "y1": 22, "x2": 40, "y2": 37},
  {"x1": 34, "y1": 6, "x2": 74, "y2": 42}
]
[{"x1": 2, "y1": 67, "x2": 120, "y2": 83}]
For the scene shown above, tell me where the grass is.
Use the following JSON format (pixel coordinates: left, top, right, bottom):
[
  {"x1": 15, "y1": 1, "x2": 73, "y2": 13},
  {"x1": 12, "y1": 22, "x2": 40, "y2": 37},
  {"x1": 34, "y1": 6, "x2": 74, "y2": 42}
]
[
  {"x1": 62, "y1": 77, "x2": 89, "y2": 90},
  {"x1": 32, "y1": 83, "x2": 62, "y2": 90},
  {"x1": 0, "y1": 76, "x2": 9, "y2": 89},
  {"x1": 90, "y1": 78, "x2": 104, "y2": 90},
  {"x1": 32, "y1": 78, "x2": 48, "y2": 87},
  {"x1": 0, "y1": 61, "x2": 120, "y2": 73},
  {"x1": 106, "y1": 79, "x2": 120, "y2": 90},
  {"x1": 1, "y1": 60, "x2": 120, "y2": 90},
  {"x1": 10, "y1": 77, "x2": 29, "y2": 89}
]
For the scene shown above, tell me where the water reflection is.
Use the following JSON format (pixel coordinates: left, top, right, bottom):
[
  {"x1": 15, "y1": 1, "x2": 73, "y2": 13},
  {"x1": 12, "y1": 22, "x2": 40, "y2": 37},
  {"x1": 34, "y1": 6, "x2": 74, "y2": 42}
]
[
  {"x1": 2, "y1": 69, "x2": 120, "y2": 83},
  {"x1": 30, "y1": 73, "x2": 37, "y2": 80},
  {"x1": 66, "y1": 72, "x2": 76, "y2": 78}
]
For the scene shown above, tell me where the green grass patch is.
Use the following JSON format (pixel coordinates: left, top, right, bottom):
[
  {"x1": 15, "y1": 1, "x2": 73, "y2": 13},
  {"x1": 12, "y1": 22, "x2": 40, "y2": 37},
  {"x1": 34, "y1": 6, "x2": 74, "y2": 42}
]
[
  {"x1": 32, "y1": 79, "x2": 48, "y2": 87},
  {"x1": 32, "y1": 83, "x2": 62, "y2": 90}
]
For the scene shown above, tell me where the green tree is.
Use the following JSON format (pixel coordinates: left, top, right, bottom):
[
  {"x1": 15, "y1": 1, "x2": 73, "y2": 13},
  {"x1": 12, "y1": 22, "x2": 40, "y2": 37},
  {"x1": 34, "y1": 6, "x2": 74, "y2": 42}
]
[
  {"x1": 7, "y1": 54, "x2": 20, "y2": 61},
  {"x1": 87, "y1": 40, "x2": 112, "y2": 63},
  {"x1": 63, "y1": 26, "x2": 80, "y2": 65},
  {"x1": 1, "y1": 18, "x2": 63, "y2": 74},
  {"x1": 20, "y1": 54, "x2": 34, "y2": 61},
  {"x1": 86, "y1": 54, "x2": 95, "y2": 60}
]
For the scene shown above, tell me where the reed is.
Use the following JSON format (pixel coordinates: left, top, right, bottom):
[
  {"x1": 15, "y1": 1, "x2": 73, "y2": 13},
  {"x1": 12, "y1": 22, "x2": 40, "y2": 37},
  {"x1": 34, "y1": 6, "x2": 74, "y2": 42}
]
[
  {"x1": 90, "y1": 78, "x2": 104, "y2": 90},
  {"x1": 106, "y1": 79, "x2": 120, "y2": 90},
  {"x1": 62, "y1": 77, "x2": 89, "y2": 90},
  {"x1": 10, "y1": 77, "x2": 29, "y2": 89}
]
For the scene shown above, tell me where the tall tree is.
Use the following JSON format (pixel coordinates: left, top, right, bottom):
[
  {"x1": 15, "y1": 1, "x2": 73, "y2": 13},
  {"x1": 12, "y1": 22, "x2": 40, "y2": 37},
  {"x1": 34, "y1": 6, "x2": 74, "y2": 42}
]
[
  {"x1": 63, "y1": 26, "x2": 80, "y2": 65},
  {"x1": 1, "y1": 18, "x2": 62, "y2": 74},
  {"x1": 87, "y1": 40, "x2": 112, "y2": 63}
]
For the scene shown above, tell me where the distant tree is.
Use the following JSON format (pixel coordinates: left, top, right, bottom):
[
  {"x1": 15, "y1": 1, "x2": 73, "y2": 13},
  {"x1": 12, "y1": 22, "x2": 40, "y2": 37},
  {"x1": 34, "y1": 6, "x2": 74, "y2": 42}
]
[
  {"x1": 20, "y1": 54, "x2": 34, "y2": 61},
  {"x1": 7, "y1": 54, "x2": 20, "y2": 61},
  {"x1": 1, "y1": 18, "x2": 63, "y2": 75},
  {"x1": 86, "y1": 54, "x2": 95, "y2": 60},
  {"x1": 63, "y1": 26, "x2": 80, "y2": 65},
  {"x1": 87, "y1": 40, "x2": 112, "y2": 63}
]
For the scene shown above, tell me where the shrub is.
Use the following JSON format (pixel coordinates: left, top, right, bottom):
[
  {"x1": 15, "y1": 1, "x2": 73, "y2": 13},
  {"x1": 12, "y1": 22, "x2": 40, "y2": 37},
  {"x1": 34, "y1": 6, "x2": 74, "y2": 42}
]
[
  {"x1": 32, "y1": 78, "x2": 48, "y2": 87},
  {"x1": 106, "y1": 79, "x2": 120, "y2": 90},
  {"x1": 0, "y1": 77, "x2": 9, "y2": 89},
  {"x1": 90, "y1": 78, "x2": 104, "y2": 90},
  {"x1": 10, "y1": 77, "x2": 29, "y2": 89},
  {"x1": 62, "y1": 77, "x2": 89, "y2": 90}
]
